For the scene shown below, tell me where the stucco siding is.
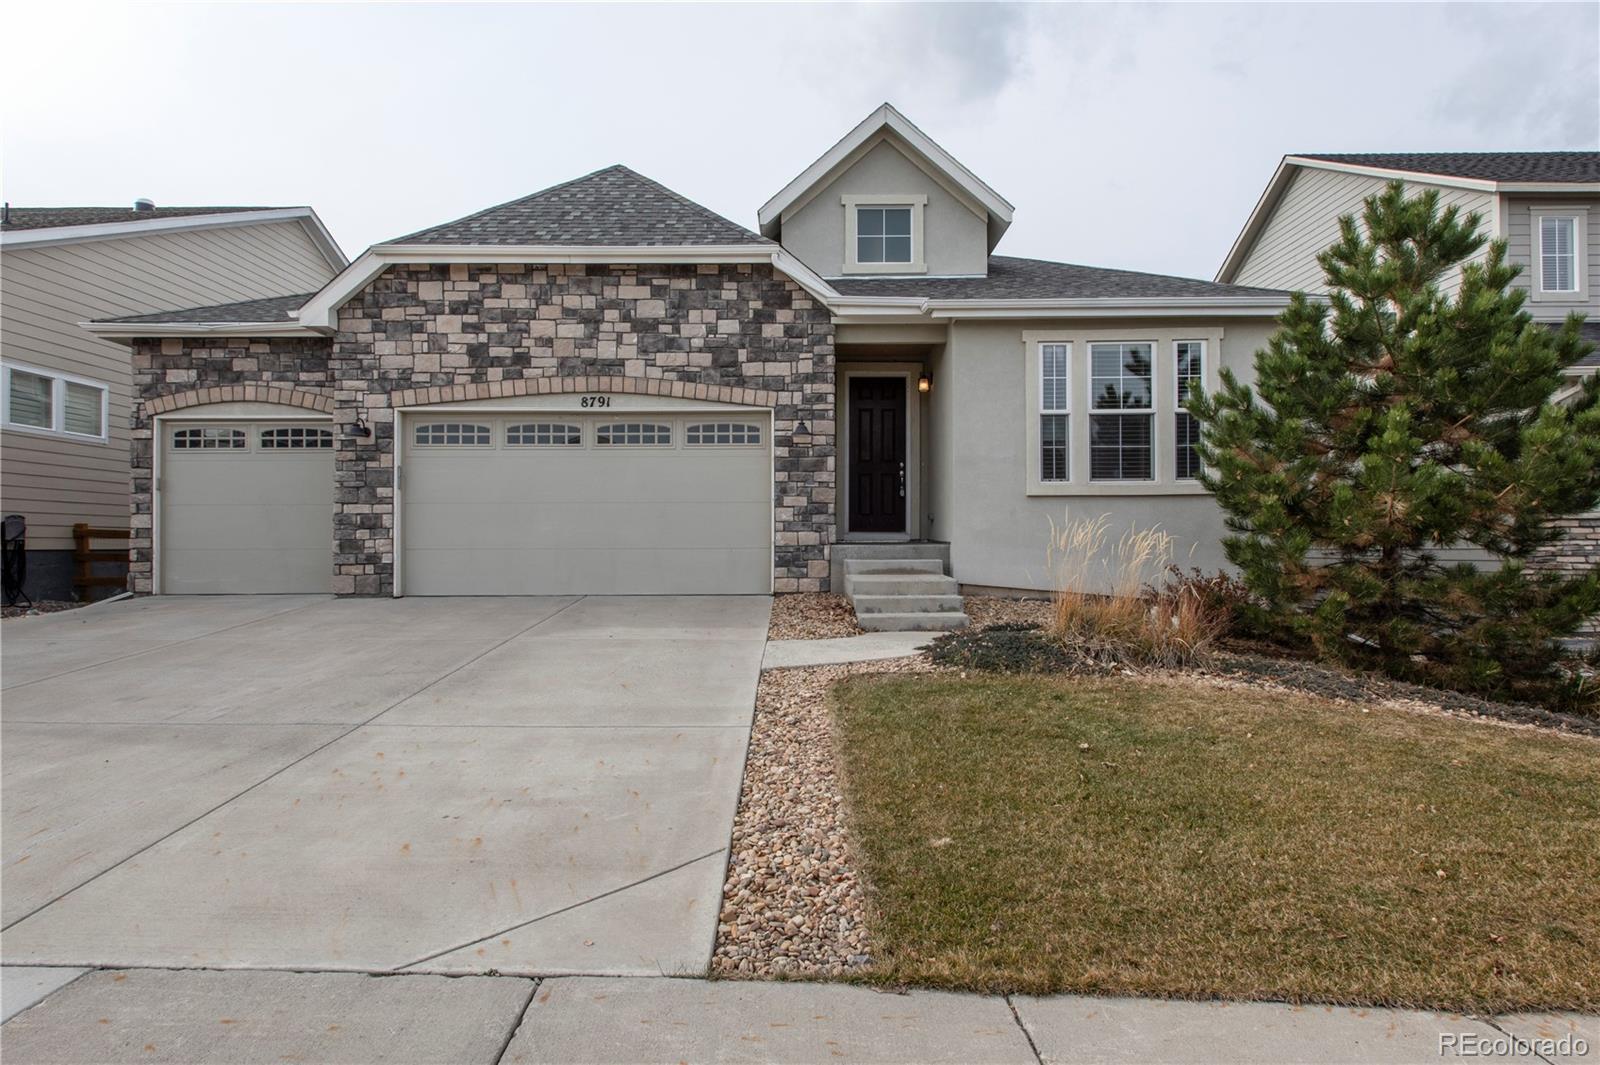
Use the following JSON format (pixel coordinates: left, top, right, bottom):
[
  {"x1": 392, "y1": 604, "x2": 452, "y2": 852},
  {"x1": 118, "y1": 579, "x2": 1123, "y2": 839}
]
[
  {"x1": 781, "y1": 137, "x2": 989, "y2": 278},
  {"x1": 0, "y1": 220, "x2": 337, "y2": 551},
  {"x1": 939, "y1": 317, "x2": 1277, "y2": 593},
  {"x1": 1503, "y1": 193, "x2": 1600, "y2": 318},
  {"x1": 1234, "y1": 166, "x2": 1495, "y2": 297}
]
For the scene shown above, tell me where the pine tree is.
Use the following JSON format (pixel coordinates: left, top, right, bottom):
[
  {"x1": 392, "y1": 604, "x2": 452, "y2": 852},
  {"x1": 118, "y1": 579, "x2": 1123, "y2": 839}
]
[{"x1": 1189, "y1": 181, "x2": 1600, "y2": 702}]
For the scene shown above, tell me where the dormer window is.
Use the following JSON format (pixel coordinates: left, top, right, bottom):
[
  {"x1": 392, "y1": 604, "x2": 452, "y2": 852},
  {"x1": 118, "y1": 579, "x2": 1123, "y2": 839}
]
[
  {"x1": 841, "y1": 194, "x2": 928, "y2": 274},
  {"x1": 857, "y1": 206, "x2": 912, "y2": 264}
]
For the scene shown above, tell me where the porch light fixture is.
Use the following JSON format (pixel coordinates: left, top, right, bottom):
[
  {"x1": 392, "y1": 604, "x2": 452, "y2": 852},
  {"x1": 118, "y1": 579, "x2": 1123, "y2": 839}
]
[
  {"x1": 917, "y1": 372, "x2": 932, "y2": 394},
  {"x1": 348, "y1": 420, "x2": 372, "y2": 439},
  {"x1": 794, "y1": 420, "x2": 809, "y2": 435}
]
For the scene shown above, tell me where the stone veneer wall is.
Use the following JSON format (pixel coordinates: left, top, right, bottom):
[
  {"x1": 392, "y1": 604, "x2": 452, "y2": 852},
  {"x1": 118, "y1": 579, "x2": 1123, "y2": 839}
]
[
  {"x1": 130, "y1": 262, "x2": 836, "y2": 595},
  {"x1": 1531, "y1": 515, "x2": 1600, "y2": 580}
]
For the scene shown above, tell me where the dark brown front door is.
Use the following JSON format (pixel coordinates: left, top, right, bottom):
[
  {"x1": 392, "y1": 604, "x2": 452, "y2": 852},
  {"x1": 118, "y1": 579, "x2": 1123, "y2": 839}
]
[{"x1": 848, "y1": 377, "x2": 906, "y2": 534}]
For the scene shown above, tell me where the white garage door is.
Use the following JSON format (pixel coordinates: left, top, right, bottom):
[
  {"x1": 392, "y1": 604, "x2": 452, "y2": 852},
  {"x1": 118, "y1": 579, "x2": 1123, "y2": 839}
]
[
  {"x1": 160, "y1": 421, "x2": 335, "y2": 594},
  {"x1": 401, "y1": 412, "x2": 771, "y2": 595}
]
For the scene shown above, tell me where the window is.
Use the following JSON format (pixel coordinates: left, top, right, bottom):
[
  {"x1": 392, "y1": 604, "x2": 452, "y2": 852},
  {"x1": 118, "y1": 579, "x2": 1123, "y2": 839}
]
[
  {"x1": 1089, "y1": 342, "x2": 1154, "y2": 481},
  {"x1": 1174, "y1": 341, "x2": 1205, "y2": 480},
  {"x1": 595, "y1": 422, "x2": 671, "y2": 446},
  {"x1": 686, "y1": 422, "x2": 762, "y2": 446},
  {"x1": 1039, "y1": 342, "x2": 1070, "y2": 482},
  {"x1": 260, "y1": 426, "x2": 334, "y2": 449},
  {"x1": 856, "y1": 206, "x2": 913, "y2": 264},
  {"x1": 842, "y1": 195, "x2": 927, "y2": 274},
  {"x1": 1540, "y1": 215, "x2": 1579, "y2": 293},
  {"x1": 414, "y1": 422, "x2": 491, "y2": 446},
  {"x1": 173, "y1": 426, "x2": 246, "y2": 450},
  {"x1": 2, "y1": 363, "x2": 108, "y2": 440},
  {"x1": 507, "y1": 422, "x2": 581, "y2": 446}
]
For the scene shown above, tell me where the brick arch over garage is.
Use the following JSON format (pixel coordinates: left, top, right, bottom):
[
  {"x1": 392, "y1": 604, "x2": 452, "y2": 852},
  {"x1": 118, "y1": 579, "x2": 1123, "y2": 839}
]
[
  {"x1": 388, "y1": 375, "x2": 780, "y2": 410},
  {"x1": 145, "y1": 384, "x2": 335, "y2": 415}
]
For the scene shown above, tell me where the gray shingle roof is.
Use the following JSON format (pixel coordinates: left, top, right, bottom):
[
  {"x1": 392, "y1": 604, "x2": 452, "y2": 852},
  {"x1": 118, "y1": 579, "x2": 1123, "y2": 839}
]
[
  {"x1": 1, "y1": 206, "x2": 294, "y2": 232},
  {"x1": 829, "y1": 256, "x2": 1287, "y2": 300},
  {"x1": 1297, "y1": 152, "x2": 1600, "y2": 183},
  {"x1": 385, "y1": 165, "x2": 770, "y2": 247},
  {"x1": 1553, "y1": 320, "x2": 1600, "y2": 368},
  {"x1": 97, "y1": 293, "x2": 312, "y2": 324}
]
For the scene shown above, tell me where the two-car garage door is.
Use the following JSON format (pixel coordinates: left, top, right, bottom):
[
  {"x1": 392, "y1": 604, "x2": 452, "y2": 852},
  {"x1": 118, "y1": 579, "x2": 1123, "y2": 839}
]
[{"x1": 400, "y1": 411, "x2": 772, "y2": 595}]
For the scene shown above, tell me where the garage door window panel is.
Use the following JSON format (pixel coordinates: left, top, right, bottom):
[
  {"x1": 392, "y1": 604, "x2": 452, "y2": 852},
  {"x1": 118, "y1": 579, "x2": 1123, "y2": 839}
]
[
  {"x1": 261, "y1": 426, "x2": 334, "y2": 449},
  {"x1": 507, "y1": 422, "x2": 582, "y2": 447},
  {"x1": 685, "y1": 422, "x2": 762, "y2": 446},
  {"x1": 415, "y1": 422, "x2": 492, "y2": 447},
  {"x1": 595, "y1": 422, "x2": 672, "y2": 446},
  {"x1": 173, "y1": 427, "x2": 248, "y2": 451}
]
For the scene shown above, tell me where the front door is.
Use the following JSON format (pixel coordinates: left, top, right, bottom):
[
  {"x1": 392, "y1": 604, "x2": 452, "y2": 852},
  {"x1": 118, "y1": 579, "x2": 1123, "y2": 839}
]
[{"x1": 848, "y1": 377, "x2": 907, "y2": 534}]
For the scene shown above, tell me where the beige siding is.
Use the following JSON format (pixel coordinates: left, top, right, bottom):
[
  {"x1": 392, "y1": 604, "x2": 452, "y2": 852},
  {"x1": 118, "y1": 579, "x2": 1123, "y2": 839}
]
[
  {"x1": 1503, "y1": 193, "x2": 1600, "y2": 319},
  {"x1": 0, "y1": 220, "x2": 337, "y2": 549},
  {"x1": 1234, "y1": 167, "x2": 1495, "y2": 297}
]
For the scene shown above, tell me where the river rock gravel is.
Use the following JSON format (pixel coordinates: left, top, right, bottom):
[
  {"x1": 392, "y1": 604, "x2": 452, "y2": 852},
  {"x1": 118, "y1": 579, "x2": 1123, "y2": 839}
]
[
  {"x1": 713, "y1": 657, "x2": 933, "y2": 978},
  {"x1": 767, "y1": 593, "x2": 863, "y2": 640}
]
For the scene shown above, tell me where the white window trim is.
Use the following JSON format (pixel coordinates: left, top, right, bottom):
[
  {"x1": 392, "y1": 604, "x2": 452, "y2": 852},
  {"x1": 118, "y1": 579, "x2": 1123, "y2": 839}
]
[
  {"x1": 1532, "y1": 207, "x2": 1589, "y2": 304},
  {"x1": 841, "y1": 194, "x2": 928, "y2": 275},
  {"x1": 1173, "y1": 340, "x2": 1206, "y2": 481},
  {"x1": 1024, "y1": 330, "x2": 1222, "y2": 496},
  {"x1": 0, "y1": 360, "x2": 111, "y2": 443}
]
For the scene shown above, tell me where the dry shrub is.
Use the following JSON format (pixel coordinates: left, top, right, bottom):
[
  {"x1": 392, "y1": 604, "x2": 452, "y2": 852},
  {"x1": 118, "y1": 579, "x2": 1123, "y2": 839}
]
[{"x1": 1046, "y1": 512, "x2": 1227, "y2": 668}]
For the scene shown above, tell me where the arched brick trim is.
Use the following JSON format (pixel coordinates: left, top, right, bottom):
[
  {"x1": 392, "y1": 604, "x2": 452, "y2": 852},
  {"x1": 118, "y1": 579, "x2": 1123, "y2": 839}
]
[
  {"x1": 389, "y1": 375, "x2": 779, "y2": 409},
  {"x1": 146, "y1": 384, "x2": 335, "y2": 415}
]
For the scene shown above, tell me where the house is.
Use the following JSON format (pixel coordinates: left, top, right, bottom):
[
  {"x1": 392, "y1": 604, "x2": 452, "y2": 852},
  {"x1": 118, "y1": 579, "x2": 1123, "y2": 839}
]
[
  {"x1": 84, "y1": 104, "x2": 1293, "y2": 618},
  {"x1": 0, "y1": 202, "x2": 346, "y2": 600},
  {"x1": 1219, "y1": 151, "x2": 1600, "y2": 579}
]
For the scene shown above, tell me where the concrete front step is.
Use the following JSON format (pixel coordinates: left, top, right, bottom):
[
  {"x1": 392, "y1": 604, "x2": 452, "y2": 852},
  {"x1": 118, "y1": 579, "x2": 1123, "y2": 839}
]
[
  {"x1": 844, "y1": 573, "x2": 960, "y2": 597},
  {"x1": 851, "y1": 593, "x2": 966, "y2": 615},
  {"x1": 858, "y1": 611, "x2": 969, "y2": 632},
  {"x1": 843, "y1": 557, "x2": 946, "y2": 576}
]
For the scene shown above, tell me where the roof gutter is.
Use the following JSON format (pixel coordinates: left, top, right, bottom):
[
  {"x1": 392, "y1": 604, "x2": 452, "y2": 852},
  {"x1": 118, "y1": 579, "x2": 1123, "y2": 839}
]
[{"x1": 81, "y1": 320, "x2": 321, "y2": 342}]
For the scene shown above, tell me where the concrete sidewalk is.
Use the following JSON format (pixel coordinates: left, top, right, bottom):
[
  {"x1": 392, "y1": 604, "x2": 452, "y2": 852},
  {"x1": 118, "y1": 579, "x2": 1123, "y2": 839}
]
[
  {"x1": 4, "y1": 968, "x2": 1593, "y2": 1064},
  {"x1": 762, "y1": 631, "x2": 933, "y2": 669}
]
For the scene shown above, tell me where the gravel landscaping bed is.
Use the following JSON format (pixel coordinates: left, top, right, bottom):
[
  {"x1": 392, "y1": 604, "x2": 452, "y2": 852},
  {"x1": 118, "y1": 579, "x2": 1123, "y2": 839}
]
[
  {"x1": 962, "y1": 594, "x2": 1054, "y2": 629},
  {"x1": 767, "y1": 593, "x2": 862, "y2": 640},
  {"x1": 2, "y1": 600, "x2": 84, "y2": 620},
  {"x1": 713, "y1": 657, "x2": 933, "y2": 978}
]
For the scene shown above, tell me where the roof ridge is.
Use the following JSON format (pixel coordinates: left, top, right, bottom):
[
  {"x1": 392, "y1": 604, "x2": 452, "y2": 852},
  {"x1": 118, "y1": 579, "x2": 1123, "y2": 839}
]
[{"x1": 380, "y1": 165, "x2": 633, "y2": 244}]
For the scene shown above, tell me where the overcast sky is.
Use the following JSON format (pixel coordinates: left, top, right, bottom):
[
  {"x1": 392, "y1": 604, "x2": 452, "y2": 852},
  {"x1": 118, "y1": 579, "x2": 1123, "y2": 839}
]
[{"x1": 4, "y1": 2, "x2": 1597, "y2": 280}]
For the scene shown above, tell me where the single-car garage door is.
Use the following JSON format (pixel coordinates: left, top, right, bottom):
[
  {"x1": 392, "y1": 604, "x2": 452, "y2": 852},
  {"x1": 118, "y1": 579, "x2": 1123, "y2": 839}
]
[
  {"x1": 160, "y1": 421, "x2": 335, "y2": 594},
  {"x1": 401, "y1": 411, "x2": 771, "y2": 595}
]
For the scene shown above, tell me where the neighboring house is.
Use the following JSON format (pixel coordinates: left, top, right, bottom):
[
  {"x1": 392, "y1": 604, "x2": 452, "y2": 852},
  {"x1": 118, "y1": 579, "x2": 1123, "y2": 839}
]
[
  {"x1": 1219, "y1": 151, "x2": 1600, "y2": 579},
  {"x1": 86, "y1": 104, "x2": 1292, "y2": 607},
  {"x1": 1, "y1": 203, "x2": 346, "y2": 600}
]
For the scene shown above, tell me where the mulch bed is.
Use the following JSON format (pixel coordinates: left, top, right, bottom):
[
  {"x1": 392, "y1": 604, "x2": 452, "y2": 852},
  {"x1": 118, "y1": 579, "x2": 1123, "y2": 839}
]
[
  {"x1": 766, "y1": 593, "x2": 862, "y2": 640},
  {"x1": 1, "y1": 600, "x2": 84, "y2": 620}
]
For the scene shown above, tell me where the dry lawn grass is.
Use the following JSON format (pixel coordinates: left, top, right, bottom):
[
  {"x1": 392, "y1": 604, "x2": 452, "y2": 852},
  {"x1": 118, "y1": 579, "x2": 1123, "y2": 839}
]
[{"x1": 832, "y1": 673, "x2": 1600, "y2": 1011}]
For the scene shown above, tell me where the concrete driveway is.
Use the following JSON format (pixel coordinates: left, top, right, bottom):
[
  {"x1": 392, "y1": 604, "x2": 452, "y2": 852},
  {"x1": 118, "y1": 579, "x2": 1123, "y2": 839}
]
[{"x1": 0, "y1": 594, "x2": 769, "y2": 976}]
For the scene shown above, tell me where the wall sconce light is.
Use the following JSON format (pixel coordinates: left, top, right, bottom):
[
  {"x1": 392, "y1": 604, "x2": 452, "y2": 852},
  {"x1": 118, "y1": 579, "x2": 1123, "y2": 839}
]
[
  {"x1": 917, "y1": 372, "x2": 932, "y2": 394},
  {"x1": 348, "y1": 420, "x2": 372, "y2": 439},
  {"x1": 794, "y1": 420, "x2": 809, "y2": 435}
]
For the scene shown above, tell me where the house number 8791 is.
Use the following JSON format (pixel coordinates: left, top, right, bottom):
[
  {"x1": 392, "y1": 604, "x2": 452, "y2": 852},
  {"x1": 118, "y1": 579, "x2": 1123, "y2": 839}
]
[{"x1": 579, "y1": 395, "x2": 611, "y2": 408}]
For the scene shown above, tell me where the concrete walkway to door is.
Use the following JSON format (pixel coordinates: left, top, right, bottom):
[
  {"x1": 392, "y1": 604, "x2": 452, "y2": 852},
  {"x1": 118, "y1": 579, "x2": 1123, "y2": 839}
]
[{"x1": 0, "y1": 594, "x2": 769, "y2": 977}]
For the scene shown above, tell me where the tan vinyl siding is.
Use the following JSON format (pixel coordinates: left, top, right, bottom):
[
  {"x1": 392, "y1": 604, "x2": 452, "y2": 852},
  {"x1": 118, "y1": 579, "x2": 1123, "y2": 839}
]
[
  {"x1": 1503, "y1": 193, "x2": 1600, "y2": 318},
  {"x1": 1234, "y1": 166, "x2": 1495, "y2": 297},
  {"x1": 0, "y1": 219, "x2": 337, "y2": 549}
]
